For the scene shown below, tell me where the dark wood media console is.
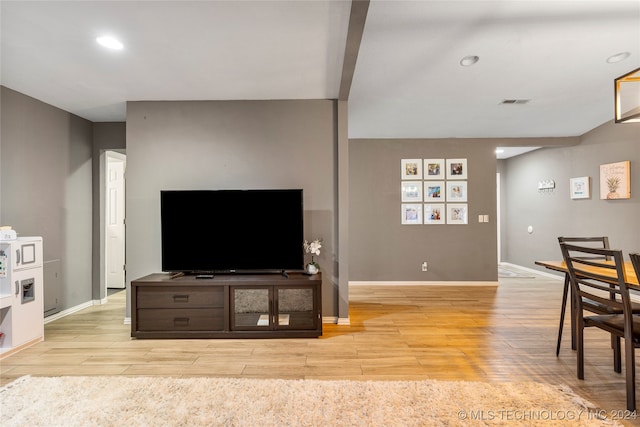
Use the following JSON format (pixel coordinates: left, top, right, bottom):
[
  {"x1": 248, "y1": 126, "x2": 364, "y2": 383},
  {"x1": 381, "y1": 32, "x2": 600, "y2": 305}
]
[{"x1": 131, "y1": 272, "x2": 322, "y2": 339}]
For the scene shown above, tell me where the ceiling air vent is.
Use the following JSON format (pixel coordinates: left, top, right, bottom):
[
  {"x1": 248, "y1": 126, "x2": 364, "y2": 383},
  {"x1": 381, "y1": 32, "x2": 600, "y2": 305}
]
[{"x1": 501, "y1": 99, "x2": 530, "y2": 105}]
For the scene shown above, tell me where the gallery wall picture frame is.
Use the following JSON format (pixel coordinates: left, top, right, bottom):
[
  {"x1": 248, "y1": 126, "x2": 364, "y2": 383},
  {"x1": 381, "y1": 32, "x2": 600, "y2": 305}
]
[
  {"x1": 401, "y1": 181, "x2": 423, "y2": 202},
  {"x1": 424, "y1": 159, "x2": 445, "y2": 180},
  {"x1": 447, "y1": 203, "x2": 468, "y2": 225},
  {"x1": 599, "y1": 161, "x2": 631, "y2": 200},
  {"x1": 446, "y1": 158, "x2": 468, "y2": 179},
  {"x1": 401, "y1": 204, "x2": 423, "y2": 225},
  {"x1": 446, "y1": 181, "x2": 468, "y2": 202},
  {"x1": 401, "y1": 159, "x2": 423, "y2": 180},
  {"x1": 424, "y1": 181, "x2": 445, "y2": 202},
  {"x1": 424, "y1": 203, "x2": 445, "y2": 224},
  {"x1": 570, "y1": 176, "x2": 590, "y2": 199}
]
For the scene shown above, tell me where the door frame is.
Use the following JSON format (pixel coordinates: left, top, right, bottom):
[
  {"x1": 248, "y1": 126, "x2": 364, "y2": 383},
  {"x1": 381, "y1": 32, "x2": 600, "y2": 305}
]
[
  {"x1": 100, "y1": 150, "x2": 127, "y2": 300},
  {"x1": 496, "y1": 172, "x2": 501, "y2": 263}
]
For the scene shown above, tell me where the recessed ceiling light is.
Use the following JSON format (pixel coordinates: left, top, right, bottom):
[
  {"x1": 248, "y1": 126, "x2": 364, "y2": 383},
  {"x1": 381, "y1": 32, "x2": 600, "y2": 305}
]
[
  {"x1": 460, "y1": 55, "x2": 479, "y2": 67},
  {"x1": 607, "y1": 52, "x2": 630, "y2": 64},
  {"x1": 96, "y1": 36, "x2": 124, "y2": 50}
]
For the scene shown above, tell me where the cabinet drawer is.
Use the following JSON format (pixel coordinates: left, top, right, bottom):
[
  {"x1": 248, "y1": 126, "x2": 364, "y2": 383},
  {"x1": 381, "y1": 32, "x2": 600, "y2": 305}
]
[
  {"x1": 136, "y1": 287, "x2": 224, "y2": 308},
  {"x1": 137, "y1": 308, "x2": 224, "y2": 331}
]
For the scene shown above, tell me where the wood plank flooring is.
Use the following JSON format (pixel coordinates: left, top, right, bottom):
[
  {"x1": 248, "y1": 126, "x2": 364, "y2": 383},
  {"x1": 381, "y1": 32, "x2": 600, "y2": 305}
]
[{"x1": 1, "y1": 271, "x2": 638, "y2": 424}]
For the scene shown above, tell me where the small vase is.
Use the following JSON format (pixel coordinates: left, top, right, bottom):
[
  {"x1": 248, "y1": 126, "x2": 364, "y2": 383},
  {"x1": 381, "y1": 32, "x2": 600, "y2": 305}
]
[{"x1": 306, "y1": 263, "x2": 319, "y2": 275}]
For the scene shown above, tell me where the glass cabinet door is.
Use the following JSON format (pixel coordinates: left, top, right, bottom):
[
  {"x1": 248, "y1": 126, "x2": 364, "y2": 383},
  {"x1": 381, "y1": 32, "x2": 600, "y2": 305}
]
[
  {"x1": 232, "y1": 287, "x2": 271, "y2": 329},
  {"x1": 276, "y1": 287, "x2": 316, "y2": 329},
  {"x1": 231, "y1": 285, "x2": 317, "y2": 331}
]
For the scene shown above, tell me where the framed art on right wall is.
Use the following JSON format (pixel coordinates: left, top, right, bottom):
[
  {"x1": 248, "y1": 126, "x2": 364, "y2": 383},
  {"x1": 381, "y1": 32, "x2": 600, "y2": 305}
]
[
  {"x1": 570, "y1": 176, "x2": 590, "y2": 199},
  {"x1": 599, "y1": 161, "x2": 630, "y2": 200}
]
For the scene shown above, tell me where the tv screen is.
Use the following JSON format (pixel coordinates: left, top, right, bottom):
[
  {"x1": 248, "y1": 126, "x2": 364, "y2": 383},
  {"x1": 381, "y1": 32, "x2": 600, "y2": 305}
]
[{"x1": 161, "y1": 189, "x2": 304, "y2": 273}]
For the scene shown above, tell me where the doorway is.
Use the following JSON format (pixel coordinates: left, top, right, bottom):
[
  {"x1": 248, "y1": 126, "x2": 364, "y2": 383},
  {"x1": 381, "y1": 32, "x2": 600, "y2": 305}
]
[{"x1": 104, "y1": 151, "x2": 126, "y2": 291}]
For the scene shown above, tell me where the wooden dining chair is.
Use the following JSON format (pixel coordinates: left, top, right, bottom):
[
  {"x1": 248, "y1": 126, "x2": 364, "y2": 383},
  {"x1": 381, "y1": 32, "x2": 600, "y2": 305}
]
[
  {"x1": 631, "y1": 253, "x2": 640, "y2": 281},
  {"x1": 556, "y1": 236, "x2": 610, "y2": 356},
  {"x1": 560, "y1": 243, "x2": 640, "y2": 411}
]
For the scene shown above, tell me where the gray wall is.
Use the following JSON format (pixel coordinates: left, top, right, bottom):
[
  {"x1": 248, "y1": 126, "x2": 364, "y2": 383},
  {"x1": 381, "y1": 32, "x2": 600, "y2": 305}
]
[
  {"x1": 502, "y1": 119, "x2": 640, "y2": 271},
  {"x1": 348, "y1": 138, "x2": 498, "y2": 282},
  {"x1": 0, "y1": 86, "x2": 93, "y2": 311},
  {"x1": 4, "y1": 82, "x2": 637, "y2": 321},
  {"x1": 125, "y1": 100, "x2": 338, "y2": 317}
]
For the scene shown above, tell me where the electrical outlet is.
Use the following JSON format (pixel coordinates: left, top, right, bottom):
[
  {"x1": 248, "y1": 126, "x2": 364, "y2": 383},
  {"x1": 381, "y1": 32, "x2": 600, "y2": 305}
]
[{"x1": 421, "y1": 261, "x2": 428, "y2": 272}]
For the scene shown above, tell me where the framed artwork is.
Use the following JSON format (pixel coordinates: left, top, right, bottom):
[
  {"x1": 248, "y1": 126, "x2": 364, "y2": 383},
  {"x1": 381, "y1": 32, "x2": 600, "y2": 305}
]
[
  {"x1": 401, "y1": 204, "x2": 423, "y2": 225},
  {"x1": 401, "y1": 181, "x2": 423, "y2": 202},
  {"x1": 424, "y1": 204, "x2": 445, "y2": 224},
  {"x1": 447, "y1": 203, "x2": 468, "y2": 225},
  {"x1": 401, "y1": 159, "x2": 423, "y2": 180},
  {"x1": 446, "y1": 158, "x2": 468, "y2": 179},
  {"x1": 423, "y1": 159, "x2": 444, "y2": 180},
  {"x1": 424, "y1": 181, "x2": 445, "y2": 202},
  {"x1": 599, "y1": 161, "x2": 631, "y2": 200},
  {"x1": 446, "y1": 181, "x2": 467, "y2": 202},
  {"x1": 570, "y1": 176, "x2": 590, "y2": 199}
]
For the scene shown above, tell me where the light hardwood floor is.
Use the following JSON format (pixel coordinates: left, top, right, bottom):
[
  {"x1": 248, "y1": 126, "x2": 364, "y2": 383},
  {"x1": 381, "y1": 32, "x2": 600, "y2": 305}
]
[{"x1": 1, "y1": 270, "x2": 638, "y2": 423}]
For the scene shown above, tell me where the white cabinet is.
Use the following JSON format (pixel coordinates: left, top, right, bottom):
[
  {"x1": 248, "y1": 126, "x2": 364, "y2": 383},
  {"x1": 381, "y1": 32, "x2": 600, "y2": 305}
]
[{"x1": 0, "y1": 237, "x2": 44, "y2": 358}]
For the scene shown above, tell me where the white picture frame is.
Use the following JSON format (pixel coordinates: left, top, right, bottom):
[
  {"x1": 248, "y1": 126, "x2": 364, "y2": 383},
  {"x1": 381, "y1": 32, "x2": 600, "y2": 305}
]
[
  {"x1": 401, "y1": 159, "x2": 423, "y2": 180},
  {"x1": 424, "y1": 181, "x2": 445, "y2": 202},
  {"x1": 401, "y1": 181, "x2": 423, "y2": 202},
  {"x1": 401, "y1": 203, "x2": 423, "y2": 225},
  {"x1": 570, "y1": 176, "x2": 590, "y2": 199},
  {"x1": 423, "y1": 159, "x2": 444, "y2": 180},
  {"x1": 447, "y1": 203, "x2": 468, "y2": 225},
  {"x1": 446, "y1": 181, "x2": 467, "y2": 202},
  {"x1": 446, "y1": 158, "x2": 468, "y2": 179},
  {"x1": 424, "y1": 203, "x2": 445, "y2": 224}
]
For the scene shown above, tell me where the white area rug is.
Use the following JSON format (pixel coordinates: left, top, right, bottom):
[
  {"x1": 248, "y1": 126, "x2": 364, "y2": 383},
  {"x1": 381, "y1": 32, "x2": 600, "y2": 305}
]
[{"x1": 0, "y1": 376, "x2": 621, "y2": 426}]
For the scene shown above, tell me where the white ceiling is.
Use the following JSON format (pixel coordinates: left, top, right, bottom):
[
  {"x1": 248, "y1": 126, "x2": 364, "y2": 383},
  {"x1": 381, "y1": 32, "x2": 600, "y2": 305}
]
[{"x1": 1, "y1": 0, "x2": 639, "y2": 143}]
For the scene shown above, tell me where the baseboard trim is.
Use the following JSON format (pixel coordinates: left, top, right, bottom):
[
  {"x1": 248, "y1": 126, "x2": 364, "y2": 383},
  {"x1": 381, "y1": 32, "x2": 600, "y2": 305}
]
[
  {"x1": 321, "y1": 316, "x2": 350, "y2": 325},
  {"x1": 0, "y1": 336, "x2": 43, "y2": 360},
  {"x1": 44, "y1": 300, "x2": 95, "y2": 324},
  {"x1": 349, "y1": 281, "x2": 499, "y2": 286},
  {"x1": 337, "y1": 317, "x2": 351, "y2": 326},
  {"x1": 500, "y1": 262, "x2": 563, "y2": 281}
]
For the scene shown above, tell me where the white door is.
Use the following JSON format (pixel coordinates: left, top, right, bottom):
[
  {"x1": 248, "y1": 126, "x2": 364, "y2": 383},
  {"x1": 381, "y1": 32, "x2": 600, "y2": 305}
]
[{"x1": 106, "y1": 154, "x2": 126, "y2": 289}]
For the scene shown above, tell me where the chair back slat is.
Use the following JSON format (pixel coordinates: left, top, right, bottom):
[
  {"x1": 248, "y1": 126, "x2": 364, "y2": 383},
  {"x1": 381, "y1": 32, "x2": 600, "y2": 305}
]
[
  {"x1": 559, "y1": 243, "x2": 631, "y2": 316},
  {"x1": 558, "y1": 237, "x2": 610, "y2": 260},
  {"x1": 631, "y1": 253, "x2": 640, "y2": 280}
]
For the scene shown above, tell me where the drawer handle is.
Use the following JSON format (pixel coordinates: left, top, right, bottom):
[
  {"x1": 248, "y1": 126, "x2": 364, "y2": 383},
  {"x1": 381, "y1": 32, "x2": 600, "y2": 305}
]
[
  {"x1": 173, "y1": 294, "x2": 189, "y2": 303},
  {"x1": 174, "y1": 317, "x2": 190, "y2": 326}
]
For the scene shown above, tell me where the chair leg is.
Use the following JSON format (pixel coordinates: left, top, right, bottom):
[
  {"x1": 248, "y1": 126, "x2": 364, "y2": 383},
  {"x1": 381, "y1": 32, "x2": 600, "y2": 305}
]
[
  {"x1": 557, "y1": 275, "x2": 570, "y2": 356},
  {"x1": 613, "y1": 335, "x2": 621, "y2": 373},
  {"x1": 576, "y1": 320, "x2": 585, "y2": 380},
  {"x1": 569, "y1": 275, "x2": 578, "y2": 351},
  {"x1": 625, "y1": 339, "x2": 636, "y2": 411}
]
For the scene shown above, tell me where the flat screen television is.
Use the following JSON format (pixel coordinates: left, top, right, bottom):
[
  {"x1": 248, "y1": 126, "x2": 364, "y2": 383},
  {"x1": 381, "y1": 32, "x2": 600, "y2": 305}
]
[{"x1": 161, "y1": 189, "x2": 304, "y2": 274}]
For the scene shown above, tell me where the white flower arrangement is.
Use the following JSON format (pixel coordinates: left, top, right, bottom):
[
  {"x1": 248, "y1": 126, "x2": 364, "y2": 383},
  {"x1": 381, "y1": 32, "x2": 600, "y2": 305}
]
[
  {"x1": 303, "y1": 239, "x2": 322, "y2": 257},
  {"x1": 303, "y1": 239, "x2": 322, "y2": 274}
]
